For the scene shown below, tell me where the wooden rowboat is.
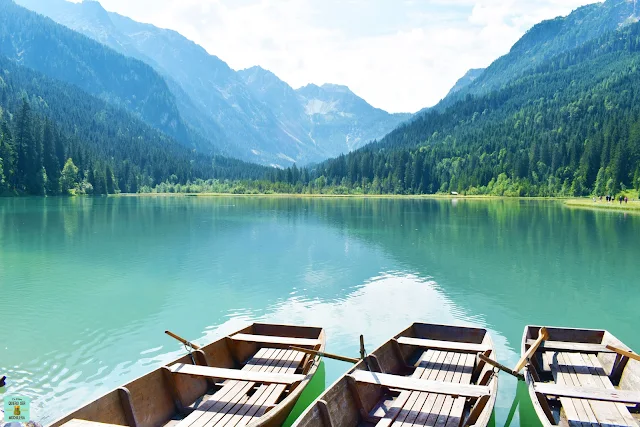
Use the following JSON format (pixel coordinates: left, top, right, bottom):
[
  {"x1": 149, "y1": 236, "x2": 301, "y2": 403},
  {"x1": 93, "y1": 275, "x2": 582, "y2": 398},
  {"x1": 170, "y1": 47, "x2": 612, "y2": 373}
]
[
  {"x1": 522, "y1": 325, "x2": 640, "y2": 426},
  {"x1": 293, "y1": 323, "x2": 498, "y2": 427},
  {"x1": 49, "y1": 323, "x2": 325, "y2": 427}
]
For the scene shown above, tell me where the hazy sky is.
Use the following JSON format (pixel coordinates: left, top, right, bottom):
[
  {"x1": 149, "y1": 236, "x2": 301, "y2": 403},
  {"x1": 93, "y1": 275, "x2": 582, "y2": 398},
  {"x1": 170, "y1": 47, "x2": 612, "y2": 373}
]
[{"x1": 72, "y1": 0, "x2": 600, "y2": 113}]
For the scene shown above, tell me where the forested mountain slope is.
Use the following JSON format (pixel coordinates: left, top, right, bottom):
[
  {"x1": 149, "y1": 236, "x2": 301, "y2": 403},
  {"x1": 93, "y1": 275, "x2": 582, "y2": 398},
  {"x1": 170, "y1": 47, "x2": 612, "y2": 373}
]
[
  {"x1": 434, "y1": 0, "x2": 637, "y2": 110},
  {"x1": 309, "y1": 20, "x2": 640, "y2": 197},
  {"x1": 0, "y1": 54, "x2": 269, "y2": 196},
  {"x1": 0, "y1": 0, "x2": 210, "y2": 150}
]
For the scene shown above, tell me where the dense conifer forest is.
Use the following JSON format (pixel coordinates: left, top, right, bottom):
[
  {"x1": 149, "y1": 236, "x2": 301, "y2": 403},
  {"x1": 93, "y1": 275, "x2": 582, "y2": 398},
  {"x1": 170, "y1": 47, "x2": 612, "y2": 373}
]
[{"x1": 0, "y1": 56, "x2": 268, "y2": 196}]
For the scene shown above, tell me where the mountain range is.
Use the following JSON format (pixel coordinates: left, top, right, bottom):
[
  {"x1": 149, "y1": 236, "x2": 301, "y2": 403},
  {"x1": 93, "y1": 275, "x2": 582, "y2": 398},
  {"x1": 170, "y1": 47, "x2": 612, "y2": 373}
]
[
  {"x1": 2, "y1": 0, "x2": 640, "y2": 198},
  {"x1": 13, "y1": 0, "x2": 410, "y2": 167}
]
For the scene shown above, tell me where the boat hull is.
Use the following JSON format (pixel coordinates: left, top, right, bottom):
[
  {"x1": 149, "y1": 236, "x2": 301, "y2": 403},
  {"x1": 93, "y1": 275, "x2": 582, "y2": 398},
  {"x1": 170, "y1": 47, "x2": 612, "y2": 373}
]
[
  {"x1": 48, "y1": 323, "x2": 326, "y2": 427},
  {"x1": 293, "y1": 323, "x2": 497, "y2": 427},
  {"x1": 522, "y1": 325, "x2": 640, "y2": 427}
]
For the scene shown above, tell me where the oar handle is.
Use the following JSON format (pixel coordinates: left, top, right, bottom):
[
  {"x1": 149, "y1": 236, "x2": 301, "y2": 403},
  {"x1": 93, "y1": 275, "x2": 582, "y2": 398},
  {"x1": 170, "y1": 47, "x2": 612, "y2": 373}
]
[
  {"x1": 290, "y1": 346, "x2": 360, "y2": 364},
  {"x1": 606, "y1": 345, "x2": 640, "y2": 362},
  {"x1": 165, "y1": 330, "x2": 201, "y2": 350},
  {"x1": 479, "y1": 354, "x2": 524, "y2": 381},
  {"x1": 514, "y1": 327, "x2": 548, "y2": 372}
]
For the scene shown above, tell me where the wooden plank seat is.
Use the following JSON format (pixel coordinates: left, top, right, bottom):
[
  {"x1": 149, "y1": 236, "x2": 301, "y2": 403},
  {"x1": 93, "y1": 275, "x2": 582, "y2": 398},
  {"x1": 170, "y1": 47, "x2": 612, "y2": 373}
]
[
  {"x1": 229, "y1": 333, "x2": 320, "y2": 347},
  {"x1": 534, "y1": 383, "x2": 640, "y2": 404},
  {"x1": 168, "y1": 364, "x2": 305, "y2": 385},
  {"x1": 396, "y1": 337, "x2": 491, "y2": 354},
  {"x1": 526, "y1": 340, "x2": 615, "y2": 354},
  {"x1": 175, "y1": 347, "x2": 305, "y2": 427},
  {"x1": 60, "y1": 421, "x2": 126, "y2": 427},
  {"x1": 349, "y1": 370, "x2": 489, "y2": 398},
  {"x1": 373, "y1": 349, "x2": 480, "y2": 427},
  {"x1": 548, "y1": 351, "x2": 637, "y2": 426}
]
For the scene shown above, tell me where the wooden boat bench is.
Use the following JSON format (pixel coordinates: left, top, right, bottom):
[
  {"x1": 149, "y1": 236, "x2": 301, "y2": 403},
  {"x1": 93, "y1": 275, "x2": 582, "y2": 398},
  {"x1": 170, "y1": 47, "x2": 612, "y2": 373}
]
[
  {"x1": 534, "y1": 383, "x2": 640, "y2": 404},
  {"x1": 173, "y1": 347, "x2": 306, "y2": 427},
  {"x1": 349, "y1": 370, "x2": 489, "y2": 398},
  {"x1": 229, "y1": 333, "x2": 320, "y2": 347},
  {"x1": 363, "y1": 349, "x2": 491, "y2": 427},
  {"x1": 542, "y1": 350, "x2": 638, "y2": 426},
  {"x1": 168, "y1": 364, "x2": 305, "y2": 384},
  {"x1": 396, "y1": 337, "x2": 491, "y2": 354},
  {"x1": 526, "y1": 340, "x2": 616, "y2": 354}
]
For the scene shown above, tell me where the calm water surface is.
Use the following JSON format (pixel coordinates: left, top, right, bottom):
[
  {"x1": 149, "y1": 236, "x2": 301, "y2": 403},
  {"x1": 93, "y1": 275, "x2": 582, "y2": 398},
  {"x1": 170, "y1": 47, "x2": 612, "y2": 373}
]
[{"x1": 1, "y1": 197, "x2": 638, "y2": 426}]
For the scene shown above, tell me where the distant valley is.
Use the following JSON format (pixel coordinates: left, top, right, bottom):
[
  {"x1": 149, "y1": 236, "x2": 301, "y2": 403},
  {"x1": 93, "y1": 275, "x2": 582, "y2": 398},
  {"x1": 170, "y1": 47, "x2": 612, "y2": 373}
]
[{"x1": 14, "y1": 0, "x2": 410, "y2": 167}]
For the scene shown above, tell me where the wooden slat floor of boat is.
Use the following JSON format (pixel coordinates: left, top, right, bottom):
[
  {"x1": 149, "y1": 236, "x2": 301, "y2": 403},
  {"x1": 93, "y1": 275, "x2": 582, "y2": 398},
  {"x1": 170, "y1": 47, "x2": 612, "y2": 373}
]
[
  {"x1": 375, "y1": 349, "x2": 476, "y2": 427},
  {"x1": 176, "y1": 347, "x2": 305, "y2": 427},
  {"x1": 550, "y1": 351, "x2": 636, "y2": 426}
]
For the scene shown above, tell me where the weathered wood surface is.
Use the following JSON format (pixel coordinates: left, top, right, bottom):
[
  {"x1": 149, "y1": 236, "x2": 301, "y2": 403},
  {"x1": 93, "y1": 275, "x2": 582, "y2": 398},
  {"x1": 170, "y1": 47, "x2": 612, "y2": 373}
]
[
  {"x1": 534, "y1": 382, "x2": 640, "y2": 404},
  {"x1": 168, "y1": 364, "x2": 305, "y2": 385},
  {"x1": 515, "y1": 327, "x2": 548, "y2": 372},
  {"x1": 349, "y1": 370, "x2": 489, "y2": 398},
  {"x1": 289, "y1": 345, "x2": 360, "y2": 364},
  {"x1": 606, "y1": 345, "x2": 640, "y2": 362},
  {"x1": 527, "y1": 340, "x2": 615, "y2": 354},
  {"x1": 373, "y1": 350, "x2": 478, "y2": 427},
  {"x1": 49, "y1": 324, "x2": 324, "y2": 427},
  {"x1": 230, "y1": 334, "x2": 319, "y2": 347},
  {"x1": 291, "y1": 323, "x2": 495, "y2": 427},
  {"x1": 60, "y1": 420, "x2": 126, "y2": 427},
  {"x1": 396, "y1": 337, "x2": 490, "y2": 354},
  {"x1": 478, "y1": 354, "x2": 524, "y2": 381},
  {"x1": 166, "y1": 331, "x2": 202, "y2": 350},
  {"x1": 548, "y1": 351, "x2": 637, "y2": 426},
  {"x1": 175, "y1": 347, "x2": 305, "y2": 427},
  {"x1": 373, "y1": 350, "x2": 438, "y2": 427}
]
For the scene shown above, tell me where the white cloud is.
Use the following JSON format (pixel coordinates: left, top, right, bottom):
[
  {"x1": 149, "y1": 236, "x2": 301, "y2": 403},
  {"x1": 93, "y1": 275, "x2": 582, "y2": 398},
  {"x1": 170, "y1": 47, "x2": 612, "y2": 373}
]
[{"x1": 82, "y1": 0, "x2": 601, "y2": 113}]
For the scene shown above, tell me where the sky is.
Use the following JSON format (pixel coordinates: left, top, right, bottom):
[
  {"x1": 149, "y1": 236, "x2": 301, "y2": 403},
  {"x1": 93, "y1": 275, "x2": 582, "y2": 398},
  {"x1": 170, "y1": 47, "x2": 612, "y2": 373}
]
[{"x1": 71, "y1": 0, "x2": 602, "y2": 113}]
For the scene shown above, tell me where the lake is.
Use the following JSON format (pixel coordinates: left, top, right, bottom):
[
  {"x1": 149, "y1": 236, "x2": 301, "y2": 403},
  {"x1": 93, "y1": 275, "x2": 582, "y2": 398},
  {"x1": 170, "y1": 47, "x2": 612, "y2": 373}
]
[{"x1": 1, "y1": 196, "x2": 638, "y2": 426}]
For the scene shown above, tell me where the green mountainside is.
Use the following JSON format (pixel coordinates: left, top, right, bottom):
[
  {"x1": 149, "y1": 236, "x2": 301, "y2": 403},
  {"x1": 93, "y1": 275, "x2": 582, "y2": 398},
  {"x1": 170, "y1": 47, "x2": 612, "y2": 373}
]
[
  {"x1": 437, "y1": 0, "x2": 638, "y2": 109},
  {"x1": 0, "y1": 0, "x2": 209, "y2": 150},
  {"x1": 0, "y1": 55, "x2": 268, "y2": 196},
  {"x1": 306, "y1": 18, "x2": 640, "y2": 196}
]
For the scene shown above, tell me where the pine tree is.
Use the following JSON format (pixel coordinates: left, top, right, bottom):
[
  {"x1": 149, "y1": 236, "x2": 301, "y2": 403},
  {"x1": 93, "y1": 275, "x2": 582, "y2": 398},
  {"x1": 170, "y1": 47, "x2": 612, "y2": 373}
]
[
  {"x1": 14, "y1": 99, "x2": 32, "y2": 192},
  {"x1": 0, "y1": 130, "x2": 14, "y2": 192},
  {"x1": 42, "y1": 120, "x2": 61, "y2": 195},
  {"x1": 105, "y1": 164, "x2": 115, "y2": 194},
  {"x1": 0, "y1": 154, "x2": 5, "y2": 193}
]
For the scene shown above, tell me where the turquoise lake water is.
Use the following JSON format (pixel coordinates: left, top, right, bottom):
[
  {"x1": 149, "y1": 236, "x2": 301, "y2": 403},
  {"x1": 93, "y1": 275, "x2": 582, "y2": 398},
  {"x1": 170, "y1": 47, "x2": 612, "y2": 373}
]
[{"x1": 0, "y1": 196, "x2": 638, "y2": 425}]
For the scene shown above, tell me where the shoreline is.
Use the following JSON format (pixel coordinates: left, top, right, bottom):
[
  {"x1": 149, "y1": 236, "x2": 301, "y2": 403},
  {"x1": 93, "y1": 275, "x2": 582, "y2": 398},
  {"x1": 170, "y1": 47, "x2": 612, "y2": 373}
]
[
  {"x1": 119, "y1": 193, "x2": 569, "y2": 200},
  {"x1": 564, "y1": 198, "x2": 640, "y2": 213}
]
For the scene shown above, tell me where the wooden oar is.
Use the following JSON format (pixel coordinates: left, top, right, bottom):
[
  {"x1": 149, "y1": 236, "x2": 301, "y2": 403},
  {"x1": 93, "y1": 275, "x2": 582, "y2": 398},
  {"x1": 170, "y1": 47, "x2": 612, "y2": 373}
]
[
  {"x1": 514, "y1": 327, "x2": 548, "y2": 372},
  {"x1": 165, "y1": 330, "x2": 201, "y2": 350},
  {"x1": 290, "y1": 346, "x2": 360, "y2": 364},
  {"x1": 606, "y1": 345, "x2": 640, "y2": 362},
  {"x1": 479, "y1": 354, "x2": 525, "y2": 381}
]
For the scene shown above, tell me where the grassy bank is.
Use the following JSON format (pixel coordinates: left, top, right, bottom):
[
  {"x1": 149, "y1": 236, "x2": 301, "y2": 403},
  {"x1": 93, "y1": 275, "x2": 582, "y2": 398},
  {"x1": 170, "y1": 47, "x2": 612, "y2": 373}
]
[{"x1": 565, "y1": 198, "x2": 640, "y2": 213}]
